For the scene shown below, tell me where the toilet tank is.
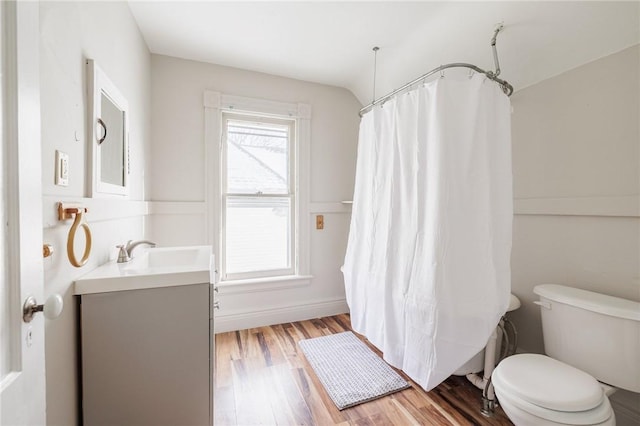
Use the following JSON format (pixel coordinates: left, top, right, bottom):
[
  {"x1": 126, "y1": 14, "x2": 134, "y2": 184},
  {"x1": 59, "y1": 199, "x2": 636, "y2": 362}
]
[{"x1": 534, "y1": 284, "x2": 640, "y2": 393}]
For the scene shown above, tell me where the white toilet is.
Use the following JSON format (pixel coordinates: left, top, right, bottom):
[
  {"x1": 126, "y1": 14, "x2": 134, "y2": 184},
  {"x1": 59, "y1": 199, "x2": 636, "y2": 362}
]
[{"x1": 492, "y1": 284, "x2": 640, "y2": 426}]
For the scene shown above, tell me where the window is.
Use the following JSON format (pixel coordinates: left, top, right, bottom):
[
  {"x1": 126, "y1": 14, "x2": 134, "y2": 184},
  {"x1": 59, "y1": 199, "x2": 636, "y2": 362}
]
[{"x1": 220, "y1": 113, "x2": 296, "y2": 280}]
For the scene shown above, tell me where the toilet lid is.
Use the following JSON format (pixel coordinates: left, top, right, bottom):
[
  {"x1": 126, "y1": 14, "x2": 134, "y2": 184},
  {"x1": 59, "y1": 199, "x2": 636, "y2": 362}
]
[{"x1": 492, "y1": 354, "x2": 604, "y2": 412}]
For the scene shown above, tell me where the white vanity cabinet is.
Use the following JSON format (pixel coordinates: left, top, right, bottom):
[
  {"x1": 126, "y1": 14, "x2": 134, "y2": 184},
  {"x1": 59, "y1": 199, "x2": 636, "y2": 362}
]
[{"x1": 75, "y1": 246, "x2": 215, "y2": 426}]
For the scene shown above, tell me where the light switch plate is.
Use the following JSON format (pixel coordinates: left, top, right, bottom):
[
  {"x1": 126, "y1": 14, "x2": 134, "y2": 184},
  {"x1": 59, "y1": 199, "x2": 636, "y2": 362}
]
[{"x1": 55, "y1": 150, "x2": 69, "y2": 186}]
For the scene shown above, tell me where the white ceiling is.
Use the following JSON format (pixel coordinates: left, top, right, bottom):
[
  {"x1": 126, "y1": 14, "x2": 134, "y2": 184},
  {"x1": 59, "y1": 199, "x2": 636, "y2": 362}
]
[{"x1": 128, "y1": 1, "x2": 640, "y2": 105}]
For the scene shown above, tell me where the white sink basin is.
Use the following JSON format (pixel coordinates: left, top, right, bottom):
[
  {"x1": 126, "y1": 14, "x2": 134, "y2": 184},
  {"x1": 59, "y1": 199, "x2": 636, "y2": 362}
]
[
  {"x1": 75, "y1": 246, "x2": 214, "y2": 295},
  {"x1": 127, "y1": 246, "x2": 212, "y2": 270}
]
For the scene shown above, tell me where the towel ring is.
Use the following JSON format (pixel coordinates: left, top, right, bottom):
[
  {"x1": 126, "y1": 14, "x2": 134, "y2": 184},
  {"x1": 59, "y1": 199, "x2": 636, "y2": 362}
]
[
  {"x1": 67, "y1": 210, "x2": 91, "y2": 267},
  {"x1": 59, "y1": 204, "x2": 92, "y2": 267}
]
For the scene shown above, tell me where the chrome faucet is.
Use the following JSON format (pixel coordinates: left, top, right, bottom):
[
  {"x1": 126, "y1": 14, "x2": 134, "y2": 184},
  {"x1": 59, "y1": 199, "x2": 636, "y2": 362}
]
[{"x1": 116, "y1": 240, "x2": 156, "y2": 263}]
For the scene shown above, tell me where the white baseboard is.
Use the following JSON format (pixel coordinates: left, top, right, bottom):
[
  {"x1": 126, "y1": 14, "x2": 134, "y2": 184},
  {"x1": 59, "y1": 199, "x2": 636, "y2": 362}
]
[{"x1": 214, "y1": 298, "x2": 349, "y2": 333}]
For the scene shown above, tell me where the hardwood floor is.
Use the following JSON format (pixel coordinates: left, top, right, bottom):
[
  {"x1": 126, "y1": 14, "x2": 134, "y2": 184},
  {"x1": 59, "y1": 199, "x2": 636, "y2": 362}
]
[{"x1": 214, "y1": 314, "x2": 514, "y2": 425}]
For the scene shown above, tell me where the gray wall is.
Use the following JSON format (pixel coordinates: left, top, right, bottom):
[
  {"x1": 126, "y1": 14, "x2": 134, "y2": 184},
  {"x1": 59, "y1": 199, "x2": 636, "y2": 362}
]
[{"x1": 509, "y1": 44, "x2": 639, "y2": 423}]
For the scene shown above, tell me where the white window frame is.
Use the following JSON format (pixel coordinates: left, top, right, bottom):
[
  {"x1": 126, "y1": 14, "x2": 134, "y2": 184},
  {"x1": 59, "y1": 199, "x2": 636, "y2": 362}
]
[
  {"x1": 220, "y1": 113, "x2": 296, "y2": 280},
  {"x1": 203, "y1": 92, "x2": 311, "y2": 287}
]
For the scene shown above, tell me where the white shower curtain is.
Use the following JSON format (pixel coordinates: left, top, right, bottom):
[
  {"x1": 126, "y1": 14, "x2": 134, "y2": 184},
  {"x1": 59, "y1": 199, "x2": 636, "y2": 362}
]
[{"x1": 343, "y1": 73, "x2": 512, "y2": 391}]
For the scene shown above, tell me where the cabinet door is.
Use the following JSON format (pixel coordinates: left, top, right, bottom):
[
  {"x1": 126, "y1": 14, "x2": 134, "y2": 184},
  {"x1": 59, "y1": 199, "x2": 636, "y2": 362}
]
[{"x1": 81, "y1": 284, "x2": 211, "y2": 426}]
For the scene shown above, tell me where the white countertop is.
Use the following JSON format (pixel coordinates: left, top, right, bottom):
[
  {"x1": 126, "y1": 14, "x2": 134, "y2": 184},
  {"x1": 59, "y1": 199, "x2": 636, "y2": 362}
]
[{"x1": 74, "y1": 245, "x2": 214, "y2": 295}]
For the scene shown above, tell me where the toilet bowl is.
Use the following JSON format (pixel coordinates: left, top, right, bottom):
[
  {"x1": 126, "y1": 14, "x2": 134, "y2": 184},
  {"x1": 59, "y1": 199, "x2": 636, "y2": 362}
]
[
  {"x1": 491, "y1": 284, "x2": 640, "y2": 426},
  {"x1": 492, "y1": 354, "x2": 614, "y2": 426}
]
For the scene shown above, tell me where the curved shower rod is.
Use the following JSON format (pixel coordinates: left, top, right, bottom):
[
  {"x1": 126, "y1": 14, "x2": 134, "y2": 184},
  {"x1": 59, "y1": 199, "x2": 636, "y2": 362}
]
[{"x1": 359, "y1": 24, "x2": 513, "y2": 117}]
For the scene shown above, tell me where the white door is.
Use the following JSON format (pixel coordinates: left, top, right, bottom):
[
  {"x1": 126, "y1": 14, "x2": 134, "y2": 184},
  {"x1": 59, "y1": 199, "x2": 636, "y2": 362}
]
[{"x1": 0, "y1": 1, "x2": 46, "y2": 424}]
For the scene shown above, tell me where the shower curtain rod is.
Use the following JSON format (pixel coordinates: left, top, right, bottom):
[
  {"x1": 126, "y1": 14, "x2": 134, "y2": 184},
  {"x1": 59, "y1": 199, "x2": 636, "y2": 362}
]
[{"x1": 359, "y1": 24, "x2": 514, "y2": 117}]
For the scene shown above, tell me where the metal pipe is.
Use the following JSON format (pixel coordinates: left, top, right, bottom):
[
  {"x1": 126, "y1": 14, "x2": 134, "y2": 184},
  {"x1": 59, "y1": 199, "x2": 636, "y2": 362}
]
[
  {"x1": 481, "y1": 377, "x2": 497, "y2": 417},
  {"x1": 359, "y1": 25, "x2": 512, "y2": 117},
  {"x1": 359, "y1": 63, "x2": 512, "y2": 117},
  {"x1": 482, "y1": 327, "x2": 503, "y2": 417},
  {"x1": 465, "y1": 327, "x2": 499, "y2": 417},
  {"x1": 497, "y1": 321, "x2": 509, "y2": 361},
  {"x1": 466, "y1": 372, "x2": 485, "y2": 390},
  {"x1": 372, "y1": 47, "x2": 380, "y2": 103},
  {"x1": 482, "y1": 329, "x2": 498, "y2": 401},
  {"x1": 490, "y1": 23, "x2": 504, "y2": 77},
  {"x1": 503, "y1": 316, "x2": 518, "y2": 356},
  {"x1": 495, "y1": 318, "x2": 504, "y2": 360}
]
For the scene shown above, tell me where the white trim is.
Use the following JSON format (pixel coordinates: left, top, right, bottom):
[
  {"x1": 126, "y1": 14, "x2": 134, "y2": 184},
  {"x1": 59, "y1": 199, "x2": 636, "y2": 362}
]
[
  {"x1": 220, "y1": 113, "x2": 296, "y2": 280},
  {"x1": 203, "y1": 91, "x2": 220, "y2": 109},
  {"x1": 297, "y1": 115, "x2": 311, "y2": 274},
  {"x1": 0, "y1": 372, "x2": 19, "y2": 394},
  {"x1": 148, "y1": 201, "x2": 206, "y2": 215},
  {"x1": 297, "y1": 103, "x2": 312, "y2": 120},
  {"x1": 203, "y1": 105, "x2": 219, "y2": 249},
  {"x1": 219, "y1": 274, "x2": 312, "y2": 294},
  {"x1": 86, "y1": 59, "x2": 130, "y2": 198},
  {"x1": 309, "y1": 202, "x2": 352, "y2": 214},
  {"x1": 213, "y1": 297, "x2": 349, "y2": 333},
  {"x1": 148, "y1": 201, "x2": 354, "y2": 215},
  {"x1": 214, "y1": 93, "x2": 303, "y2": 118},
  {"x1": 203, "y1": 91, "x2": 312, "y2": 283},
  {"x1": 42, "y1": 196, "x2": 148, "y2": 229},
  {"x1": 514, "y1": 195, "x2": 639, "y2": 217}
]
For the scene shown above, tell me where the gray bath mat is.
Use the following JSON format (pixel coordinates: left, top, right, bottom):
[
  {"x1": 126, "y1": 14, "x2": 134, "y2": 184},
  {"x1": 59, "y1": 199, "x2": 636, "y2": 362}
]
[{"x1": 298, "y1": 331, "x2": 410, "y2": 410}]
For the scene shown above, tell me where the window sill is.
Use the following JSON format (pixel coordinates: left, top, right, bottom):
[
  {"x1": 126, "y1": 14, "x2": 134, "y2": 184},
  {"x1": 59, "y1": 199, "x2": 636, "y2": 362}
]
[{"x1": 218, "y1": 274, "x2": 313, "y2": 294}]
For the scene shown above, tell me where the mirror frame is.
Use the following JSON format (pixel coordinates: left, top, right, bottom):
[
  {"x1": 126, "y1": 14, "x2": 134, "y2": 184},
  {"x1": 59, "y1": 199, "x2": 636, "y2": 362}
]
[{"x1": 86, "y1": 59, "x2": 129, "y2": 198}]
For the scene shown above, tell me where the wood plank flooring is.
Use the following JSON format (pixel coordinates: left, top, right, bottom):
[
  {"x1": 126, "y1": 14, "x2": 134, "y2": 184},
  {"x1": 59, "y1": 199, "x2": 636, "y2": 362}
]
[{"x1": 214, "y1": 314, "x2": 514, "y2": 426}]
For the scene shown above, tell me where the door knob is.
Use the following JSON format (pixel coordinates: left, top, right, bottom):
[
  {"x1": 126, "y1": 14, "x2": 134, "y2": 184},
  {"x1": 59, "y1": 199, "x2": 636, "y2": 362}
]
[{"x1": 23, "y1": 294, "x2": 64, "y2": 323}]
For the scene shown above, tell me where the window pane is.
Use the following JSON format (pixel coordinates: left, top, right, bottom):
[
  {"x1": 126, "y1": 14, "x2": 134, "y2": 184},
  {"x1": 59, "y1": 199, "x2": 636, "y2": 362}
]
[
  {"x1": 226, "y1": 119, "x2": 289, "y2": 194},
  {"x1": 225, "y1": 196, "x2": 291, "y2": 274}
]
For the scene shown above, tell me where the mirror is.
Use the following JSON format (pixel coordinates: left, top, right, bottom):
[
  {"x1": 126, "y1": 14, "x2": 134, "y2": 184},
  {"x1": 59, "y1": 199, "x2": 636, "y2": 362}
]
[{"x1": 87, "y1": 59, "x2": 129, "y2": 197}]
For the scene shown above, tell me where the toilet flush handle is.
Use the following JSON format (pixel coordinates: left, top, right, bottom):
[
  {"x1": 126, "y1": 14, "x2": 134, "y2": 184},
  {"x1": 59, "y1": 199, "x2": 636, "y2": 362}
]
[{"x1": 533, "y1": 300, "x2": 552, "y2": 310}]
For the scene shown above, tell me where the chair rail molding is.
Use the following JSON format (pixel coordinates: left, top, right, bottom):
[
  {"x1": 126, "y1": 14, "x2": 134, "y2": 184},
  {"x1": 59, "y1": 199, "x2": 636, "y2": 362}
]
[{"x1": 514, "y1": 195, "x2": 639, "y2": 217}]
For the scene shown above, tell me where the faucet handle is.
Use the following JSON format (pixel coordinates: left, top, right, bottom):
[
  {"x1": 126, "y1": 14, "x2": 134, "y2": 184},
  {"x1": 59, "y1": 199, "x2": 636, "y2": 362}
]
[{"x1": 116, "y1": 245, "x2": 131, "y2": 263}]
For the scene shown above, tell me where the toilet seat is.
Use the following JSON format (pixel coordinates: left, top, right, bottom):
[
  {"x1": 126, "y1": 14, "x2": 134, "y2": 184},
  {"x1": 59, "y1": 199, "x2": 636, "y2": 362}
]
[
  {"x1": 495, "y1": 384, "x2": 613, "y2": 425},
  {"x1": 493, "y1": 354, "x2": 613, "y2": 425}
]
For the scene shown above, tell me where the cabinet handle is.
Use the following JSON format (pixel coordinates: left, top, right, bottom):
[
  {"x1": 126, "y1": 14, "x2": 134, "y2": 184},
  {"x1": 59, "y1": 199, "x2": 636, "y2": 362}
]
[
  {"x1": 213, "y1": 301, "x2": 220, "y2": 310},
  {"x1": 214, "y1": 286, "x2": 219, "y2": 293}
]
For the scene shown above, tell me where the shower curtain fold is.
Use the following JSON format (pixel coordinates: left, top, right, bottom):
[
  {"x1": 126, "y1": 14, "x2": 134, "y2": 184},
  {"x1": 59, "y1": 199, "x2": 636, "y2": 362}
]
[{"x1": 343, "y1": 73, "x2": 513, "y2": 391}]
